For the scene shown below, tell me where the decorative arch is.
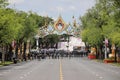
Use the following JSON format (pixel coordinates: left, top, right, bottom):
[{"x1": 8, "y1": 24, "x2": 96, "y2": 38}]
[{"x1": 39, "y1": 15, "x2": 80, "y2": 37}]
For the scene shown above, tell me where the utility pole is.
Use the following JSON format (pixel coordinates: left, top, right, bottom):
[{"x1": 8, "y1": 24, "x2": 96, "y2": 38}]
[{"x1": 104, "y1": 38, "x2": 108, "y2": 59}]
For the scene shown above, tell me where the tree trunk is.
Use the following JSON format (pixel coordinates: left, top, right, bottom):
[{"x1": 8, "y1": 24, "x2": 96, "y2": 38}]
[
  {"x1": 99, "y1": 44, "x2": 104, "y2": 59},
  {"x1": 23, "y1": 42, "x2": 27, "y2": 61},
  {"x1": 56, "y1": 43, "x2": 58, "y2": 49},
  {"x1": 20, "y1": 42, "x2": 23, "y2": 61},
  {"x1": 15, "y1": 42, "x2": 19, "y2": 59},
  {"x1": 115, "y1": 44, "x2": 118, "y2": 63},
  {"x1": 9, "y1": 44, "x2": 13, "y2": 61},
  {"x1": 2, "y1": 45, "x2": 5, "y2": 64},
  {"x1": 96, "y1": 46, "x2": 99, "y2": 59},
  {"x1": 5, "y1": 45, "x2": 9, "y2": 61}
]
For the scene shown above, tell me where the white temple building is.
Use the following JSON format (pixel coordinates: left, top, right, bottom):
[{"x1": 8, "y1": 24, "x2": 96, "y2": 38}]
[{"x1": 58, "y1": 36, "x2": 85, "y2": 51}]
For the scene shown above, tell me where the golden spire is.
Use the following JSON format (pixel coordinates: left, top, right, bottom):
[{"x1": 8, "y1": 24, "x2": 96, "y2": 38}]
[{"x1": 72, "y1": 16, "x2": 77, "y2": 27}]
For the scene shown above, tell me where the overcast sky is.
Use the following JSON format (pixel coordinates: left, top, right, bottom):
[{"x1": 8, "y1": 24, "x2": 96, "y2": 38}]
[{"x1": 8, "y1": 0, "x2": 96, "y2": 23}]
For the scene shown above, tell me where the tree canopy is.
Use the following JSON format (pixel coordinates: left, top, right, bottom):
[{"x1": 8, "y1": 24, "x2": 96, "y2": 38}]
[
  {"x1": 80, "y1": 0, "x2": 120, "y2": 47},
  {"x1": 0, "y1": 0, "x2": 53, "y2": 50}
]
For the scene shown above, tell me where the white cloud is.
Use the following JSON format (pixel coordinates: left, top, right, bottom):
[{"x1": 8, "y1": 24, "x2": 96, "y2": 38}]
[
  {"x1": 69, "y1": 6, "x2": 77, "y2": 11},
  {"x1": 52, "y1": 17, "x2": 57, "y2": 21},
  {"x1": 49, "y1": 6, "x2": 65, "y2": 14},
  {"x1": 50, "y1": 5, "x2": 76, "y2": 13},
  {"x1": 8, "y1": 0, "x2": 96, "y2": 23},
  {"x1": 39, "y1": 11, "x2": 48, "y2": 17},
  {"x1": 8, "y1": 0, "x2": 24, "y2": 4},
  {"x1": 56, "y1": 6, "x2": 64, "y2": 13}
]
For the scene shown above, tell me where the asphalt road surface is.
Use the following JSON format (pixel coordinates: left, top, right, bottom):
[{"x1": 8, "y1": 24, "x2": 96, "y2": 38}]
[{"x1": 0, "y1": 57, "x2": 120, "y2": 80}]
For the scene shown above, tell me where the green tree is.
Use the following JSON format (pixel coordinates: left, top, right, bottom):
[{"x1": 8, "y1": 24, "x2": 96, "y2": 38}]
[
  {"x1": 80, "y1": 0, "x2": 114, "y2": 59},
  {"x1": 81, "y1": 0, "x2": 120, "y2": 59},
  {"x1": 43, "y1": 34, "x2": 59, "y2": 48},
  {"x1": 0, "y1": 8, "x2": 19, "y2": 62},
  {"x1": 0, "y1": 0, "x2": 8, "y2": 8}
]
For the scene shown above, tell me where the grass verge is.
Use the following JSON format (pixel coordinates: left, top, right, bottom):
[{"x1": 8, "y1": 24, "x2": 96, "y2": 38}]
[{"x1": 0, "y1": 61, "x2": 13, "y2": 67}]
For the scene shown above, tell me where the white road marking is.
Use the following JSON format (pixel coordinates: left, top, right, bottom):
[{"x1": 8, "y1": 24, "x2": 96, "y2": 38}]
[
  {"x1": 94, "y1": 73, "x2": 104, "y2": 79},
  {"x1": 23, "y1": 74, "x2": 27, "y2": 77},
  {"x1": 99, "y1": 76, "x2": 104, "y2": 79},
  {"x1": 3, "y1": 72, "x2": 7, "y2": 74},
  {"x1": 115, "y1": 72, "x2": 119, "y2": 74},
  {"x1": 95, "y1": 74, "x2": 99, "y2": 77},
  {"x1": 27, "y1": 72, "x2": 30, "y2": 75},
  {"x1": 20, "y1": 76, "x2": 24, "y2": 79}
]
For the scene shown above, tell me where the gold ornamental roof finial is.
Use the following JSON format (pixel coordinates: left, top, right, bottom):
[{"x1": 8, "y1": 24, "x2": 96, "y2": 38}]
[
  {"x1": 72, "y1": 16, "x2": 77, "y2": 27},
  {"x1": 54, "y1": 15, "x2": 67, "y2": 32}
]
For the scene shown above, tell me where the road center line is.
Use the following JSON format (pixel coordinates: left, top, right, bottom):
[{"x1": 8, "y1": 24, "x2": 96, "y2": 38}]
[{"x1": 60, "y1": 59, "x2": 63, "y2": 80}]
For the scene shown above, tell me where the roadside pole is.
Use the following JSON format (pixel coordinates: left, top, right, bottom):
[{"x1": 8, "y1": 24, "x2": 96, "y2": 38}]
[{"x1": 104, "y1": 38, "x2": 108, "y2": 59}]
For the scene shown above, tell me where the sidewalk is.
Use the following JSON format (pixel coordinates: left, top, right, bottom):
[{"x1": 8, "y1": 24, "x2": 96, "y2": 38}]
[
  {"x1": 81, "y1": 56, "x2": 120, "y2": 67},
  {"x1": 0, "y1": 59, "x2": 32, "y2": 67},
  {"x1": 93, "y1": 59, "x2": 120, "y2": 67}
]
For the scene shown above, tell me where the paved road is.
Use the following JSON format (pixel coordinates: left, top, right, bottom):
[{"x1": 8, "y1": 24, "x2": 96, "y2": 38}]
[{"x1": 0, "y1": 57, "x2": 120, "y2": 80}]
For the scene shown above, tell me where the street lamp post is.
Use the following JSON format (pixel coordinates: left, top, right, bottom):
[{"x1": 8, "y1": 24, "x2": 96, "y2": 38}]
[
  {"x1": 35, "y1": 35, "x2": 40, "y2": 50},
  {"x1": 67, "y1": 34, "x2": 70, "y2": 57}
]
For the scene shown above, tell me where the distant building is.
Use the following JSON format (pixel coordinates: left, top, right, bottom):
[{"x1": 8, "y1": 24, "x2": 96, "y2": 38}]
[
  {"x1": 58, "y1": 36, "x2": 85, "y2": 51},
  {"x1": 36, "y1": 15, "x2": 84, "y2": 50}
]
